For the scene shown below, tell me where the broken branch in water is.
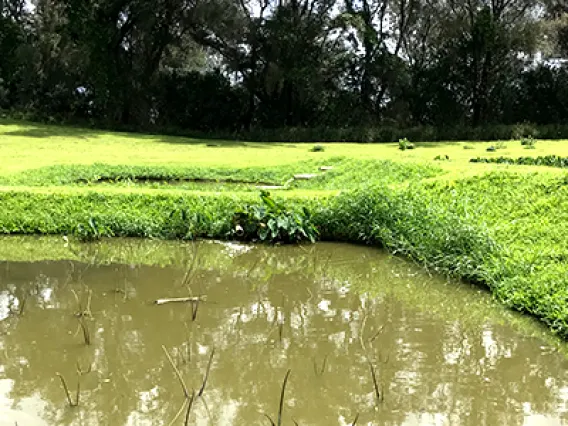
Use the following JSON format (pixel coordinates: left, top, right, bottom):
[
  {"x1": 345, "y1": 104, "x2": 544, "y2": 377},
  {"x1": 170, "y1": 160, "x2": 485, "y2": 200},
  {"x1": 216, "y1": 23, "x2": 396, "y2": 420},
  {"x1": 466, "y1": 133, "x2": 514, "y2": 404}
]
[{"x1": 154, "y1": 296, "x2": 206, "y2": 305}]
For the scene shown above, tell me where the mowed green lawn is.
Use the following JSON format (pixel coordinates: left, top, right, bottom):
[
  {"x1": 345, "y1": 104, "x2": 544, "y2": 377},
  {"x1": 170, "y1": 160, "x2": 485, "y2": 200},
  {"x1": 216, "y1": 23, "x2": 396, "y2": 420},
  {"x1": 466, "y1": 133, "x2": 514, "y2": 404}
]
[
  {"x1": 0, "y1": 119, "x2": 566, "y2": 182},
  {"x1": 2, "y1": 119, "x2": 568, "y2": 339}
]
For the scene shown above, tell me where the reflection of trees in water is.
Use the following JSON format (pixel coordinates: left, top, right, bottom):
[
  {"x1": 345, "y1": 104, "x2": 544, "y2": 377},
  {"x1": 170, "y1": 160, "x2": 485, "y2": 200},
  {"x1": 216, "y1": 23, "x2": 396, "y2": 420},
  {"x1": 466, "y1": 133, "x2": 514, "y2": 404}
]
[{"x1": 0, "y1": 243, "x2": 567, "y2": 425}]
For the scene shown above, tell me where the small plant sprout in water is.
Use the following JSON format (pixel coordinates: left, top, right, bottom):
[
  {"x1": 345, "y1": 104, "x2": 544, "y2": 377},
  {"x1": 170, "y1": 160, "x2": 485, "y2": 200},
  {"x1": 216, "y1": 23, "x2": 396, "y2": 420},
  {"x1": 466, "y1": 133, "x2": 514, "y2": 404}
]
[
  {"x1": 56, "y1": 361, "x2": 92, "y2": 408},
  {"x1": 313, "y1": 355, "x2": 328, "y2": 376},
  {"x1": 264, "y1": 369, "x2": 291, "y2": 426}
]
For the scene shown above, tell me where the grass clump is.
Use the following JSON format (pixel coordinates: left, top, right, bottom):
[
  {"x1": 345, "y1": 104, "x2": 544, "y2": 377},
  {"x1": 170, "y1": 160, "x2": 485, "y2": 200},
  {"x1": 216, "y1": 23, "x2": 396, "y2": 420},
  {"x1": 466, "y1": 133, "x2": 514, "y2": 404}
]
[{"x1": 310, "y1": 145, "x2": 325, "y2": 152}]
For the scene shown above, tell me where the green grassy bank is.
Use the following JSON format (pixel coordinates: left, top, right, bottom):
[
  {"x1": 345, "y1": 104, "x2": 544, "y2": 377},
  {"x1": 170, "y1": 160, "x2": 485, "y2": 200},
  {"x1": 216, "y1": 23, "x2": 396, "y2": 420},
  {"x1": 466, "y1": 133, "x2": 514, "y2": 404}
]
[{"x1": 1, "y1": 120, "x2": 568, "y2": 337}]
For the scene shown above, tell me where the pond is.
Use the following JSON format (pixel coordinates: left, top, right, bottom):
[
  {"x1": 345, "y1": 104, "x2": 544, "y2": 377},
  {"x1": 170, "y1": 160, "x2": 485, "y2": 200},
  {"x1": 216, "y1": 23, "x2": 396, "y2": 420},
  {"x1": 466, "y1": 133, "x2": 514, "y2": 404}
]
[{"x1": 0, "y1": 237, "x2": 567, "y2": 425}]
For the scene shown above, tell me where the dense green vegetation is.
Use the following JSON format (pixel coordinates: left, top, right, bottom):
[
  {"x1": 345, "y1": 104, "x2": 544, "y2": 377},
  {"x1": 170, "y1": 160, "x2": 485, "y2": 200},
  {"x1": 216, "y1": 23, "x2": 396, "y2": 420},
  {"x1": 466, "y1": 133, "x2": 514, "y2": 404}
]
[
  {"x1": 470, "y1": 155, "x2": 568, "y2": 168},
  {"x1": 3, "y1": 0, "x2": 568, "y2": 139},
  {"x1": 1, "y1": 121, "x2": 568, "y2": 338}
]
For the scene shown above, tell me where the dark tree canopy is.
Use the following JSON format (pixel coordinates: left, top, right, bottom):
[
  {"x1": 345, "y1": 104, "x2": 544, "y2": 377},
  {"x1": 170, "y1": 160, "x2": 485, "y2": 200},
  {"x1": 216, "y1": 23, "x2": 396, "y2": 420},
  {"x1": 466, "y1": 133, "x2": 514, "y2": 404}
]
[{"x1": 1, "y1": 0, "x2": 567, "y2": 135}]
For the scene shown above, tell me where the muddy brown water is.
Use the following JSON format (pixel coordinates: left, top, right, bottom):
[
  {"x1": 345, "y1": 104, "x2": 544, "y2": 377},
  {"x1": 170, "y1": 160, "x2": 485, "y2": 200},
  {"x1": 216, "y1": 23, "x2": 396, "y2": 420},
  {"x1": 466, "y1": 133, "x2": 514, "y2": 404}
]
[{"x1": 0, "y1": 237, "x2": 567, "y2": 425}]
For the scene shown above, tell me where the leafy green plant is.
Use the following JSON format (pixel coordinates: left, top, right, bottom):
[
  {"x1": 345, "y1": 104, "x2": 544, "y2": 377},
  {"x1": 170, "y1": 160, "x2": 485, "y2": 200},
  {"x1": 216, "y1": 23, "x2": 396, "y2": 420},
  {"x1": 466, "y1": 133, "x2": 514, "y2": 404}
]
[
  {"x1": 398, "y1": 138, "x2": 415, "y2": 151},
  {"x1": 310, "y1": 145, "x2": 325, "y2": 152},
  {"x1": 232, "y1": 191, "x2": 318, "y2": 243},
  {"x1": 74, "y1": 217, "x2": 112, "y2": 242}
]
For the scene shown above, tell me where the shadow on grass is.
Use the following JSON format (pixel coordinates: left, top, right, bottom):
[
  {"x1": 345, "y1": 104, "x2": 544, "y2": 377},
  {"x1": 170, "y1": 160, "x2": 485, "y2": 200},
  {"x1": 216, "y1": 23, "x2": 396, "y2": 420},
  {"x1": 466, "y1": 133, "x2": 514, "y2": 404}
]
[
  {"x1": 0, "y1": 119, "x2": 291, "y2": 148},
  {"x1": 413, "y1": 141, "x2": 469, "y2": 148}
]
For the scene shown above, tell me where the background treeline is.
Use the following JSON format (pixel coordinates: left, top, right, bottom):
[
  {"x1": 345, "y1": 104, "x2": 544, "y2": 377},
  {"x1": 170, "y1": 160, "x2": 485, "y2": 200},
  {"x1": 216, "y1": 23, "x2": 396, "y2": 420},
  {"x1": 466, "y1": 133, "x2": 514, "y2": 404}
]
[{"x1": 3, "y1": 0, "x2": 568, "y2": 141}]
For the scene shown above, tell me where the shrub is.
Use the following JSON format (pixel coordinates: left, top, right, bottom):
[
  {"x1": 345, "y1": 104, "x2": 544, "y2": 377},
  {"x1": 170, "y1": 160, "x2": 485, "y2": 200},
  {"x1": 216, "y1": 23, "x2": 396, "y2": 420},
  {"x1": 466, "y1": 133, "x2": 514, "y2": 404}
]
[
  {"x1": 398, "y1": 138, "x2": 415, "y2": 151},
  {"x1": 521, "y1": 136, "x2": 536, "y2": 149},
  {"x1": 310, "y1": 145, "x2": 325, "y2": 152}
]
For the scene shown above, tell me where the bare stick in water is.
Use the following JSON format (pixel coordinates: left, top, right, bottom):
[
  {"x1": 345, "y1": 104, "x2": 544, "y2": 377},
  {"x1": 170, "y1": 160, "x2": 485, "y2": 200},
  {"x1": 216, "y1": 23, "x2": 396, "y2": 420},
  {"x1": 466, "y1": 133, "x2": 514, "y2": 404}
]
[
  {"x1": 191, "y1": 299, "x2": 200, "y2": 321},
  {"x1": 278, "y1": 315, "x2": 285, "y2": 343},
  {"x1": 168, "y1": 399, "x2": 188, "y2": 426},
  {"x1": 198, "y1": 349, "x2": 215, "y2": 397},
  {"x1": 85, "y1": 288, "x2": 92, "y2": 317},
  {"x1": 313, "y1": 355, "x2": 328, "y2": 376},
  {"x1": 368, "y1": 325, "x2": 385, "y2": 342},
  {"x1": 78, "y1": 317, "x2": 91, "y2": 345},
  {"x1": 18, "y1": 295, "x2": 27, "y2": 316},
  {"x1": 264, "y1": 414, "x2": 276, "y2": 426},
  {"x1": 351, "y1": 413, "x2": 360, "y2": 425},
  {"x1": 183, "y1": 390, "x2": 196, "y2": 426},
  {"x1": 56, "y1": 373, "x2": 76, "y2": 407},
  {"x1": 162, "y1": 345, "x2": 190, "y2": 399},
  {"x1": 75, "y1": 373, "x2": 81, "y2": 406},
  {"x1": 369, "y1": 362, "x2": 384, "y2": 405}
]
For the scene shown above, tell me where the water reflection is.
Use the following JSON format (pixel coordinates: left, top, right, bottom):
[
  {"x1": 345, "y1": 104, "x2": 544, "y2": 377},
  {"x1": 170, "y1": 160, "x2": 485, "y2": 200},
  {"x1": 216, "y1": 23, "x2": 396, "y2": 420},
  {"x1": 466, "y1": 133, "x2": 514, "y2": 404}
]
[{"x1": 0, "y1": 239, "x2": 566, "y2": 425}]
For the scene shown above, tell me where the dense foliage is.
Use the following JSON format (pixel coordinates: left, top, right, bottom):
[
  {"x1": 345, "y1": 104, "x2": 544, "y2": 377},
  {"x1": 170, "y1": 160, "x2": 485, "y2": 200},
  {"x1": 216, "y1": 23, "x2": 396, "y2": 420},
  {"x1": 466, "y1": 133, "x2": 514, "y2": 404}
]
[
  {"x1": 3, "y1": 0, "x2": 568, "y2": 136},
  {"x1": 470, "y1": 155, "x2": 568, "y2": 168}
]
